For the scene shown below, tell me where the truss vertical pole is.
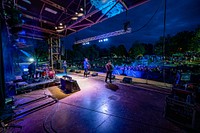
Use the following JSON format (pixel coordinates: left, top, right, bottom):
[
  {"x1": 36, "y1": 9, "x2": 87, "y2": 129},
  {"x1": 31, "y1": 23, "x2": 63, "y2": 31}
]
[
  {"x1": 48, "y1": 37, "x2": 61, "y2": 69},
  {"x1": 48, "y1": 37, "x2": 53, "y2": 68}
]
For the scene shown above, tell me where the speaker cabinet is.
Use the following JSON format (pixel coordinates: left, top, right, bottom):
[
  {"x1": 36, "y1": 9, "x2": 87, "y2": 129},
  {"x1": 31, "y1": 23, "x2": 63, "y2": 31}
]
[
  {"x1": 122, "y1": 77, "x2": 132, "y2": 83},
  {"x1": 92, "y1": 72, "x2": 98, "y2": 76},
  {"x1": 60, "y1": 78, "x2": 80, "y2": 93}
]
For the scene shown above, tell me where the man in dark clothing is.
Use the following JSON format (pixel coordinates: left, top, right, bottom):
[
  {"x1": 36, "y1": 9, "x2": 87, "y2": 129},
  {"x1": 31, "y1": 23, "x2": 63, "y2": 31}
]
[
  {"x1": 83, "y1": 58, "x2": 90, "y2": 77},
  {"x1": 105, "y1": 60, "x2": 114, "y2": 83},
  {"x1": 28, "y1": 61, "x2": 36, "y2": 78}
]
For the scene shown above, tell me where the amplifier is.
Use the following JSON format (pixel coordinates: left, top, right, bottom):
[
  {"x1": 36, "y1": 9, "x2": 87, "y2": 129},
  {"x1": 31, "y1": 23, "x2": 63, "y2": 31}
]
[{"x1": 122, "y1": 77, "x2": 132, "y2": 83}]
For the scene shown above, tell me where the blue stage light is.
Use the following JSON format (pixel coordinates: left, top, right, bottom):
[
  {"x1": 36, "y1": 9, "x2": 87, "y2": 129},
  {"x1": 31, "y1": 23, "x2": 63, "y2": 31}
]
[
  {"x1": 90, "y1": 0, "x2": 125, "y2": 18},
  {"x1": 19, "y1": 30, "x2": 26, "y2": 35},
  {"x1": 29, "y1": 58, "x2": 34, "y2": 62},
  {"x1": 20, "y1": 50, "x2": 32, "y2": 57},
  {"x1": 83, "y1": 42, "x2": 90, "y2": 45}
]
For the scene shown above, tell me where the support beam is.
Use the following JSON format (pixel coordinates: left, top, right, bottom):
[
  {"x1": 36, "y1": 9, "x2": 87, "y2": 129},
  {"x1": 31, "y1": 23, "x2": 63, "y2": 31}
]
[
  {"x1": 23, "y1": 14, "x2": 55, "y2": 26},
  {"x1": 128, "y1": 0, "x2": 150, "y2": 10},
  {"x1": 56, "y1": 0, "x2": 75, "y2": 23},
  {"x1": 39, "y1": 3, "x2": 45, "y2": 27},
  {"x1": 40, "y1": 0, "x2": 67, "y2": 12},
  {"x1": 74, "y1": 28, "x2": 132, "y2": 44},
  {"x1": 18, "y1": 35, "x2": 44, "y2": 40},
  {"x1": 119, "y1": 0, "x2": 128, "y2": 10},
  {"x1": 48, "y1": 37, "x2": 61, "y2": 68},
  {"x1": 40, "y1": 3, "x2": 45, "y2": 15},
  {"x1": 85, "y1": 18, "x2": 94, "y2": 24},
  {"x1": 71, "y1": 23, "x2": 91, "y2": 29},
  {"x1": 95, "y1": 1, "x2": 119, "y2": 23},
  {"x1": 67, "y1": 9, "x2": 100, "y2": 29},
  {"x1": 23, "y1": 33, "x2": 46, "y2": 38},
  {"x1": 22, "y1": 24, "x2": 64, "y2": 37},
  {"x1": 68, "y1": 28, "x2": 76, "y2": 32}
]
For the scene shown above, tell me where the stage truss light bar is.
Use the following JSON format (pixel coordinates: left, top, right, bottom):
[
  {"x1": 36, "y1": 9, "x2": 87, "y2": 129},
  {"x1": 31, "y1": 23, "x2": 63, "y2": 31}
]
[
  {"x1": 74, "y1": 28, "x2": 131, "y2": 44},
  {"x1": 90, "y1": 0, "x2": 125, "y2": 18},
  {"x1": 45, "y1": 7, "x2": 57, "y2": 14},
  {"x1": 22, "y1": 0, "x2": 31, "y2": 4}
]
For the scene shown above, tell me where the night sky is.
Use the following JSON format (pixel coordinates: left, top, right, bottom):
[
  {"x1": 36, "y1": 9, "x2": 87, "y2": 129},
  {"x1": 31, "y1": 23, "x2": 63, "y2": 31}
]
[{"x1": 63, "y1": 0, "x2": 200, "y2": 50}]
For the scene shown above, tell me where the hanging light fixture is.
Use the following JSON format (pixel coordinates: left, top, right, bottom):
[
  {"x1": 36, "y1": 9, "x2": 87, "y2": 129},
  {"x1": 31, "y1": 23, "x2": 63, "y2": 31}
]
[
  {"x1": 77, "y1": 12, "x2": 84, "y2": 17},
  {"x1": 71, "y1": 16, "x2": 78, "y2": 20},
  {"x1": 55, "y1": 23, "x2": 66, "y2": 32},
  {"x1": 71, "y1": 6, "x2": 84, "y2": 20},
  {"x1": 77, "y1": 8, "x2": 84, "y2": 16}
]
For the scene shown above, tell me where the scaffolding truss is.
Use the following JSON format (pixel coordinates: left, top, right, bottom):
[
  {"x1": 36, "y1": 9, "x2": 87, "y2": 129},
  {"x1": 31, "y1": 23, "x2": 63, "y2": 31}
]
[
  {"x1": 74, "y1": 28, "x2": 132, "y2": 44},
  {"x1": 48, "y1": 37, "x2": 61, "y2": 68}
]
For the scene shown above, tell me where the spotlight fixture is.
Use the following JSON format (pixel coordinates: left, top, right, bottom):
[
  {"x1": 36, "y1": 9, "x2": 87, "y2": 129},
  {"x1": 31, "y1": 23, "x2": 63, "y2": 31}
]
[
  {"x1": 71, "y1": 8, "x2": 84, "y2": 20},
  {"x1": 29, "y1": 58, "x2": 34, "y2": 62},
  {"x1": 99, "y1": 38, "x2": 108, "y2": 43},
  {"x1": 71, "y1": 16, "x2": 78, "y2": 20},
  {"x1": 55, "y1": 23, "x2": 66, "y2": 32},
  {"x1": 77, "y1": 12, "x2": 84, "y2": 17}
]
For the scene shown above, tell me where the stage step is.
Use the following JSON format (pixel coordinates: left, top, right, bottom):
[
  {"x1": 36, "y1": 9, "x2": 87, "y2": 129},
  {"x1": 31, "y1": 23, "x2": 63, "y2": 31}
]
[
  {"x1": 12, "y1": 95, "x2": 57, "y2": 120},
  {"x1": 16, "y1": 79, "x2": 56, "y2": 94}
]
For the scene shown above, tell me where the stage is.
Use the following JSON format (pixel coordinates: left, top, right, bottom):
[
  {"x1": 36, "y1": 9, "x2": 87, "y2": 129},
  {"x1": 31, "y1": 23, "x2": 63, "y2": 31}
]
[{"x1": 1, "y1": 73, "x2": 184, "y2": 133}]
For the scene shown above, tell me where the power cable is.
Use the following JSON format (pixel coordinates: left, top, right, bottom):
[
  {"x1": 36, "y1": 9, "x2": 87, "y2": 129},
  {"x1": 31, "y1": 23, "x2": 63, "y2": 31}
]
[{"x1": 132, "y1": 0, "x2": 164, "y2": 33}]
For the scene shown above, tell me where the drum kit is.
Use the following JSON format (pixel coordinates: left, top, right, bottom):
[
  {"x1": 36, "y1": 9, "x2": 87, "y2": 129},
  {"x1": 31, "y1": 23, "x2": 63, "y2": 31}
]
[
  {"x1": 22, "y1": 66, "x2": 55, "y2": 82},
  {"x1": 37, "y1": 66, "x2": 55, "y2": 80}
]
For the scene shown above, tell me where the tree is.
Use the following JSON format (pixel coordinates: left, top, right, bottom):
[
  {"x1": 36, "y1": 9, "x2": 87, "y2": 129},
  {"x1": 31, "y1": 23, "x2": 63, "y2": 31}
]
[
  {"x1": 154, "y1": 35, "x2": 172, "y2": 56},
  {"x1": 170, "y1": 31, "x2": 194, "y2": 53},
  {"x1": 129, "y1": 41, "x2": 145, "y2": 59},
  {"x1": 116, "y1": 44, "x2": 128, "y2": 57},
  {"x1": 144, "y1": 43, "x2": 153, "y2": 55},
  {"x1": 190, "y1": 27, "x2": 200, "y2": 52},
  {"x1": 34, "y1": 40, "x2": 48, "y2": 62}
]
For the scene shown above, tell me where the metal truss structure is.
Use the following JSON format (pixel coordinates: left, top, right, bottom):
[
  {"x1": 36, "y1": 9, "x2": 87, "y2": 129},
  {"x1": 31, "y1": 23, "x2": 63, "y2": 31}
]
[
  {"x1": 74, "y1": 28, "x2": 132, "y2": 44},
  {"x1": 48, "y1": 37, "x2": 61, "y2": 68},
  {"x1": 15, "y1": 0, "x2": 149, "y2": 39}
]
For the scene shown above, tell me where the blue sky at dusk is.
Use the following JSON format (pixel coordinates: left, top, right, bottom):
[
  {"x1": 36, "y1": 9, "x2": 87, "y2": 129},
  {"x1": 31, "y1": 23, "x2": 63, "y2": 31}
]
[{"x1": 62, "y1": 0, "x2": 200, "y2": 50}]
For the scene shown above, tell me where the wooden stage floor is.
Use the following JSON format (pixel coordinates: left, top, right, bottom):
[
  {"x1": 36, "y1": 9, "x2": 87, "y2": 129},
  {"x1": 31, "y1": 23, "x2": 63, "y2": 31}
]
[{"x1": 2, "y1": 73, "x2": 184, "y2": 133}]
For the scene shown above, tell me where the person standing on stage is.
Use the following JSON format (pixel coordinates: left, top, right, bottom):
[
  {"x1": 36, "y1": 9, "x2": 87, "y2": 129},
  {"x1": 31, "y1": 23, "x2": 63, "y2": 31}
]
[
  {"x1": 28, "y1": 61, "x2": 36, "y2": 78},
  {"x1": 105, "y1": 60, "x2": 114, "y2": 83},
  {"x1": 63, "y1": 60, "x2": 67, "y2": 74},
  {"x1": 83, "y1": 58, "x2": 90, "y2": 77}
]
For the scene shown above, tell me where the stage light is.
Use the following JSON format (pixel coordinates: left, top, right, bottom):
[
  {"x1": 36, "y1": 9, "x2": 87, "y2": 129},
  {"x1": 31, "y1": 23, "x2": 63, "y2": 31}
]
[
  {"x1": 82, "y1": 42, "x2": 90, "y2": 45},
  {"x1": 23, "y1": 68, "x2": 29, "y2": 72},
  {"x1": 58, "y1": 25, "x2": 64, "y2": 29},
  {"x1": 55, "y1": 23, "x2": 66, "y2": 32},
  {"x1": 29, "y1": 58, "x2": 34, "y2": 62},
  {"x1": 45, "y1": 7, "x2": 57, "y2": 14},
  {"x1": 80, "y1": 8, "x2": 83, "y2": 11},
  {"x1": 72, "y1": 16, "x2": 78, "y2": 20},
  {"x1": 90, "y1": 0, "x2": 125, "y2": 18},
  {"x1": 77, "y1": 12, "x2": 84, "y2": 17},
  {"x1": 22, "y1": 0, "x2": 31, "y2": 4}
]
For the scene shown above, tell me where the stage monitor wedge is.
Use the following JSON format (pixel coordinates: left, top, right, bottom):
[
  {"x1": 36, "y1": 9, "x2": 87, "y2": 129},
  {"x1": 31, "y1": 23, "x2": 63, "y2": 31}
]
[{"x1": 122, "y1": 77, "x2": 132, "y2": 84}]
